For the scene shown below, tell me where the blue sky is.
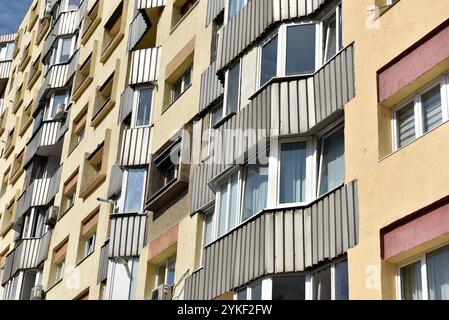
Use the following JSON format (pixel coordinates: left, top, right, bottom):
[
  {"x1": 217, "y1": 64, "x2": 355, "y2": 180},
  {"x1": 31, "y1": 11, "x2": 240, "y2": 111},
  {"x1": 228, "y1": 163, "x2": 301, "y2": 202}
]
[{"x1": 0, "y1": 0, "x2": 32, "y2": 35}]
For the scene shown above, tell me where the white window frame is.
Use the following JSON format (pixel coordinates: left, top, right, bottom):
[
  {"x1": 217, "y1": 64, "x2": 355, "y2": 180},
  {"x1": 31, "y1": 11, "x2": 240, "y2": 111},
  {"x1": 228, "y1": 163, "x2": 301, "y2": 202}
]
[
  {"x1": 225, "y1": 0, "x2": 248, "y2": 23},
  {"x1": 392, "y1": 74, "x2": 449, "y2": 151},
  {"x1": 322, "y1": 3, "x2": 342, "y2": 64},
  {"x1": 118, "y1": 167, "x2": 147, "y2": 214},
  {"x1": 47, "y1": 90, "x2": 69, "y2": 121},
  {"x1": 155, "y1": 255, "x2": 177, "y2": 287},
  {"x1": 171, "y1": 65, "x2": 193, "y2": 103},
  {"x1": 132, "y1": 85, "x2": 154, "y2": 128},
  {"x1": 223, "y1": 60, "x2": 242, "y2": 116},
  {"x1": 84, "y1": 232, "x2": 96, "y2": 257},
  {"x1": 309, "y1": 257, "x2": 347, "y2": 300}
]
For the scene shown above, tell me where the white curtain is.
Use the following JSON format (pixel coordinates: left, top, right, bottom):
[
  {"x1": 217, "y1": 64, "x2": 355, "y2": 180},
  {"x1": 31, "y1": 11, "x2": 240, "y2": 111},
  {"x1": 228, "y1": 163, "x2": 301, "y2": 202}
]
[
  {"x1": 280, "y1": 142, "x2": 307, "y2": 204},
  {"x1": 400, "y1": 261, "x2": 422, "y2": 300},
  {"x1": 242, "y1": 165, "x2": 268, "y2": 221},
  {"x1": 427, "y1": 246, "x2": 449, "y2": 300}
]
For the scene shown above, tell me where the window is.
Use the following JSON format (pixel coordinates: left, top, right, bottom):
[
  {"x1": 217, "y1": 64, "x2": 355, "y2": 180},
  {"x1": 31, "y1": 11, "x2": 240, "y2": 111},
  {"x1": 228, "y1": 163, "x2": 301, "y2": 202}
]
[
  {"x1": 172, "y1": 0, "x2": 198, "y2": 27},
  {"x1": 322, "y1": 5, "x2": 342, "y2": 63},
  {"x1": 286, "y1": 24, "x2": 316, "y2": 76},
  {"x1": 0, "y1": 42, "x2": 14, "y2": 61},
  {"x1": 92, "y1": 72, "x2": 115, "y2": 124},
  {"x1": 52, "y1": 239, "x2": 68, "y2": 284},
  {"x1": 225, "y1": 61, "x2": 241, "y2": 115},
  {"x1": 133, "y1": 87, "x2": 153, "y2": 127},
  {"x1": 47, "y1": 90, "x2": 69, "y2": 121},
  {"x1": 318, "y1": 127, "x2": 345, "y2": 195},
  {"x1": 171, "y1": 66, "x2": 192, "y2": 103},
  {"x1": 101, "y1": 2, "x2": 123, "y2": 60},
  {"x1": 279, "y1": 141, "x2": 308, "y2": 204},
  {"x1": 156, "y1": 255, "x2": 176, "y2": 287},
  {"x1": 398, "y1": 244, "x2": 449, "y2": 300},
  {"x1": 70, "y1": 108, "x2": 87, "y2": 152},
  {"x1": 80, "y1": 139, "x2": 109, "y2": 198},
  {"x1": 393, "y1": 75, "x2": 449, "y2": 150},
  {"x1": 49, "y1": 36, "x2": 76, "y2": 67},
  {"x1": 151, "y1": 141, "x2": 181, "y2": 196},
  {"x1": 235, "y1": 259, "x2": 348, "y2": 300},
  {"x1": 21, "y1": 209, "x2": 46, "y2": 239},
  {"x1": 241, "y1": 165, "x2": 269, "y2": 222},
  {"x1": 210, "y1": 14, "x2": 224, "y2": 63},
  {"x1": 121, "y1": 167, "x2": 147, "y2": 213},
  {"x1": 65, "y1": 0, "x2": 81, "y2": 11},
  {"x1": 227, "y1": 0, "x2": 246, "y2": 22},
  {"x1": 105, "y1": 257, "x2": 139, "y2": 300},
  {"x1": 62, "y1": 170, "x2": 78, "y2": 214},
  {"x1": 55, "y1": 260, "x2": 65, "y2": 282},
  {"x1": 85, "y1": 233, "x2": 96, "y2": 257},
  {"x1": 260, "y1": 35, "x2": 278, "y2": 86}
]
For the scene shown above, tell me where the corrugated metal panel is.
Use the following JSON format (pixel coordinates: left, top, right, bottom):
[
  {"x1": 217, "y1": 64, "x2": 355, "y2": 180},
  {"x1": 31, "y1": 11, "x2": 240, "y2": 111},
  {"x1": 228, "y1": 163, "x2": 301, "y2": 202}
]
[
  {"x1": 16, "y1": 178, "x2": 52, "y2": 222},
  {"x1": 217, "y1": 0, "x2": 326, "y2": 73},
  {"x1": 57, "y1": 104, "x2": 72, "y2": 141},
  {"x1": 36, "y1": 231, "x2": 52, "y2": 266},
  {"x1": 0, "y1": 60, "x2": 12, "y2": 79},
  {"x1": 97, "y1": 240, "x2": 110, "y2": 284},
  {"x1": 107, "y1": 163, "x2": 123, "y2": 200},
  {"x1": 46, "y1": 166, "x2": 62, "y2": 204},
  {"x1": 129, "y1": 47, "x2": 161, "y2": 85},
  {"x1": 128, "y1": 11, "x2": 149, "y2": 51},
  {"x1": 184, "y1": 181, "x2": 359, "y2": 300},
  {"x1": 136, "y1": 0, "x2": 167, "y2": 10},
  {"x1": 206, "y1": 0, "x2": 225, "y2": 26},
  {"x1": 119, "y1": 126, "x2": 152, "y2": 166},
  {"x1": 0, "y1": 33, "x2": 16, "y2": 43},
  {"x1": 108, "y1": 214, "x2": 147, "y2": 258},
  {"x1": 24, "y1": 121, "x2": 61, "y2": 167},
  {"x1": 119, "y1": 87, "x2": 134, "y2": 123},
  {"x1": 1, "y1": 251, "x2": 14, "y2": 285},
  {"x1": 199, "y1": 62, "x2": 224, "y2": 112}
]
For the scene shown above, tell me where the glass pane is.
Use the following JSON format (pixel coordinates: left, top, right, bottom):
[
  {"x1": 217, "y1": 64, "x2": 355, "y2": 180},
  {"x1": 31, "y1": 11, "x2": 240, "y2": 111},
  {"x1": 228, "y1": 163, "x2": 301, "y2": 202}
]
[
  {"x1": 260, "y1": 35, "x2": 278, "y2": 86},
  {"x1": 183, "y1": 68, "x2": 192, "y2": 88},
  {"x1": 136, "y1": 87, "x2": 153, "y2": 127},
  {"x1": 427, "y1": 245, "x2": 449, "y2": 300},
  {"x1": 129, "y1": 258, "x2": 139, "y2": 300},
  {"x1": 236, "y1": 289, "x2": 247, "y2": 300},
  {"x1": 422, "y1": 86, "x2": 442, "y2": 133},
  {"x1": 166, "y1": 257, "x2": 176, "y2": 286},
  {"x1": 323, "y1": 15, "x2": 337, "y2": 62},
  {"x1": 335, "y1": 260, "x2": 349, "y2": 300},
  {"x1": 400, "y1": 261, "x2": 422, "y2": 300},
  {"x1": 59, "y1": 37, "x2": 73, "y2": 63},
  {"x1": 272, "y1": 276, "x2": 306, "y2": 300},
  {"x1": 204, "y1": 212, "x2": 214, "y2": 246},
  {"x1": 286, "y1": 24, "x2": 316, "y2": 76},
  {"x1": 123, "y1": 168, "x2": 146, "y2": 213},
  {"x1": 280, "y1": 141, "x2": 307, "y2": 204},
  {"x1": 251, "y1": 282, "x2": 262, "y2": 300},
  {"x1": 319, "y1": 128, "x2": 345, "y2": 195},
  {"x1": 49, "y1": 92, "x2": 67, "y2": 119},
  {"x1": 242, "y1": 165, "x2": 268, "y2": 221},
  {"x1": 211, "y1": 101, "x2": 224, "y2": 128},
  {"x1": 228, "y1": 174, "x2": 239, "y2": 230},
  {"x1": 218, "y1": 183, "x2": 229, "y2": 237},
  {"x1": 0, "y1": 45, "x2": 6, "y2": 61},
  {"x1": 313, "y1": 266, "x2": 332, "y2": 300},
  {"x1": 397, "y1": 102, "x2": 416, "y2": 148},
  {"x1": 157, "y1": 264, "x2": 166, "y2": 286},
  {"x1": 228, "y1": 0, "x2": 245, "y2": 21},
  {"x1": 68, "y1": 0, "x2": 80, "y2": 10},
  {"x1": 172, "y1": 79, "x2": 182, "y2": 102},
  {"x1": 226, "y1": 61, "x2": 240, "y2": 114}
]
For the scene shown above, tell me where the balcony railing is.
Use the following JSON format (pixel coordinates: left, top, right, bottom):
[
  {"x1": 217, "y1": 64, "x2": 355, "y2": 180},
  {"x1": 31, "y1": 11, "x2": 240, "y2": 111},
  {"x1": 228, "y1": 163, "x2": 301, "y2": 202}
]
[
  {"x1": 119, "y1": 126, "x2": 152, "y2": 166},
  {"x1": 1, "y1": 232, "x2": 52, "y2": 286},
  {"x1": 24, "y1": 121, "x2": 61, "y2": 168},
  {"x1": 199, "y1": 61, "x2": 223, "y2": 113},
  {"x1": 184, "y1": 181, "x2": 359, "y2": 300},
  {"x1": 191, "y1": 45, "x2": 355, "y2": 213},
  {"x1": 108, "y1": 213, "x2": 148, "y2": 258},
  {"x1": 129, "y1": 47, "x2": 161, "y2": 85},
  {"x1": 0, "y1": 60, "x2": 12, "y2": 79}
]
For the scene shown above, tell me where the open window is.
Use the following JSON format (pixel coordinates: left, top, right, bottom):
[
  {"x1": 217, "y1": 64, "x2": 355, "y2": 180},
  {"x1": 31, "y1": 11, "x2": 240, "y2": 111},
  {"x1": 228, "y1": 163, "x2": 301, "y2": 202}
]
[
  {"x1": 61, "y1": 169, "x2": 79, "y2": 216},
  {"x1": 210, "y1": 13, "x2": 224, "y2": 63},
  {"x1": 77, "y1": 208, "x2": 98, "y2": 263},
  {"x1": 119, "y1": 167, "x2": 147, "y2": 214}
]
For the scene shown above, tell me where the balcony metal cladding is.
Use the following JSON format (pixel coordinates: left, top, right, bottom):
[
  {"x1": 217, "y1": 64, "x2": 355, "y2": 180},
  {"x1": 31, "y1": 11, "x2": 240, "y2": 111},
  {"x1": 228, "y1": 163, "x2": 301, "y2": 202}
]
[
  {"x1": 184, "y1": 181, "x2": 359, "y2": 300},
  {"x1": 205, "y1": 0, "x2": 225, "y2": 26},
  {"x1": 97, "y1": 240, "x2": 110, "y2": 284},
  {"x1": 108, "y1": 213, "x2": 148, "y2": 258},
  {"x1": 56, "y1": 104, "x2": 72, "y2": 141},
  {"x1": 42, "y1": 8, "x2": 83, "y2": 60},
  {"x1": 191, "y1": 45, "x2": 355, "y2": 214},
  {"x1": 0, "y1": 33, "x2": 16, "y2": 43},
  {"x1": 118, "y1": 87, "x2": 134, "y2": 123},
  {"x1": 128, "y1": 10, "x2": 150, "y2": 51},
  {"x1": 129, "y1": 47, "x2": 162, "y2": 85},
  {"x1": 119, "y1": 126, "x2": 152, "y2": 166},
  {"x1": 0, "y1": 60, "x2": 12, "y2": 79},
  {"x1": 136, "y1": 0, "x2": 167, "y2": 10},
  {"x1": 1, "y1": 232, "x2": 52, "y2": 285},
  {"x1": 23, "y1": 121, "x2": 61, "y2": 168},
  {"x1": 107, "y1": 163, "x2": 123, "y2": 200},
  {"x1": 199, "y1": 61, "x2": 224, "y2": 113},
  {"x1": 216, "y1": 0, "x2": 326, "y2": 73}
]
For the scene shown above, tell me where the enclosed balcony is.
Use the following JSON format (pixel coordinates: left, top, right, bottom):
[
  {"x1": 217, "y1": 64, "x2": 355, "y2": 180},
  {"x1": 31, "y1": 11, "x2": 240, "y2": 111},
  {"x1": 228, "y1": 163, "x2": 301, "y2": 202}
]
[
  {"x1": 1, "y1": 231, "x2": 52, "y2": 287},
  {"x1": 108, "y1": 213, "x2": 148, "y2": 258},
  {"x1": 119, "y1": 126, "x2": 152, "y2": 166},
  {"x1": 184, "y1": 181, "x2": 359, "y2": 300},
  {"x1": 129, "y1": 47, "x2": 161, "y2": 86}
]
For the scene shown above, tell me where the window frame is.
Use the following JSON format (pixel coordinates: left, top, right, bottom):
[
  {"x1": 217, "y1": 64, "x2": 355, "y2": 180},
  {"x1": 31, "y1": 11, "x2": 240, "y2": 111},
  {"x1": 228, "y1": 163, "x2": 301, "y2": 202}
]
[
  {"x1": 47, "y1": 89, "x2": 69, "y2": 121},
  {"x1": 84, "y1": 232, "x2": 96, "y2": 257},
  {"x1": 49, "y1": 35, "x2": 76, "y2": 67},
  {"x1": 223, "y1": 60, "x2": 242, "y2": 117},
  {"x1": 119, "y1": 166, "x2": 148, "y2": 214},
  {"x1": 132, "y1": 85, "x2": 154, "y2": 128},
  {"x1": 392, "y1": 75, "x2": 449, "y2": 151},
  {"x1": 155, "y1": 255, "x2": 177, "y2": 287},
  {"x1": 171, "y1": 65, "x2": 193, "y2": 103},
  {"x1": 322, "y1": 4, "x2": 342, "y2": 64}
]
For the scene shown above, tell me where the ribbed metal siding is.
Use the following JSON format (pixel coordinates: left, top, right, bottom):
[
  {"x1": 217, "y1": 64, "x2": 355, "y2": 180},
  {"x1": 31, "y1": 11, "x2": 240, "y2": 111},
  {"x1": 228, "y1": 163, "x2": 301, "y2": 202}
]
[
  {"x1": 0, "y1": 33, "x2": 16, "y2": 43},
  {"x1": 206, "y1": 0, "x2": 225, "y2": 26},
  {"x1": 46, "y1": 167, "x2": 62, "y2": 204},
  {"x1": 1, "y1": 251, "x2": 14, "y2": 285},
  {"x1": 107, "y1": 163, "x2": 123, "y2": 200},
  {"x1": 136, "y1": 0, "x2": 167, "y2": 10},
  {"x1": 185, "y1": 181, "x2": 359, "y2": 300},
  {"x1": 119, "y1": 127, "x2": 152, "y2": 166},
  {"x1": 191, "y1": 46, "x2": 354, "y2": 213},
  {"x1": 128, "y1": 11, "x2": 149, "y2": 51},
  {"x1": 0, "y1": 60, "x2": 12, "y2": 79},
  {"x1": 129, "y1": 47, "x2": 161, "y2": 85},
  {"x1": 108, "y1": 214, "x2": 147, "y2": 258},
  {"x1": 43, "y1": 10, "x2": 79, "y2": 60},
  {"x1": 199, "y1": 62, "x2": 224, "y2": 112},
  {"x1": 119, "y1": 87, "x2": 134, "y2": 123},
  {"x1": 16, "y1": 178, "x2": 51, "y2": 221},
  {"x1": 36, "y1": 231, "x2": 52, "y2": 267},
  {"x1": 24, "y1": 121, "x2": 61, "y2": 167},
  {"x1": 97, "y1": 240, "x2": 110, "y2": 284},
  {"x1": 217, "y1": 0, "x2": 326, "y2": 72}
]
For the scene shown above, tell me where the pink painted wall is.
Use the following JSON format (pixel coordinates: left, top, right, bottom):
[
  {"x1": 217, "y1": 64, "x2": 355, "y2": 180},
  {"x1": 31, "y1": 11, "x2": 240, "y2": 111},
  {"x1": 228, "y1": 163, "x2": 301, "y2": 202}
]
[
  {"x1": 378, "y1": 23, "x2": 449, "y2": 102},
  {"x1": 382, "y1": 200, "x2": 449, "y2": 260}
]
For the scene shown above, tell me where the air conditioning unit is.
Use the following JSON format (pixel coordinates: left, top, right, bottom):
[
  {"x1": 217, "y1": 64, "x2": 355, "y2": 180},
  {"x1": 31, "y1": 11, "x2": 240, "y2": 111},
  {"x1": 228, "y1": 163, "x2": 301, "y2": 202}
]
[
  {"x1": 151, "y1": 284, "x2": 173, "y2": 300},
  {"x1": 30, "y1": 285, "x2": 45, "y2": 300},
  {"x1": 45, "y1": 206, "x2": 59, "y2": 226},
  {"x1": 52, "y1": 103, "x2": 67, "y2": 122}
]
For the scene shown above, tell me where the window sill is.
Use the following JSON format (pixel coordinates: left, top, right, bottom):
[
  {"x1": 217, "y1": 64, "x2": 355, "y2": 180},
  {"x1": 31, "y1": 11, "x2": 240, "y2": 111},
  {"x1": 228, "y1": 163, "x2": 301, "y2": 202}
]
[
  {"x1": 59, "y1": 204, "x2": 75, "y2": 220},
  {"x1": 170, "y1": 1, "x2": 199, "y2": 35},
  {"x1": 76, "y1": 251, "x2": 95, "y2": 267},
  {"x1": 162, "y1": 84, "x2": 192, "y2": 114},
  {"x1": 91, "y1": 99, "x2": 115, "y2": 128},
  {"x1": 79, "y1": 173, "x2": 106, "y2": 199},
  {"x1": 46, "y1": 278, "x2": 64, "y2": 293},
  {"x1": 72, "y1": 76, "x2": 93, "y2": 102},
  {"x1": 100, "y1": 33, "x2": 124, "y2": 64},
  {"x1": 27, "y1": 69, "x2": 42, "y2": 90}
]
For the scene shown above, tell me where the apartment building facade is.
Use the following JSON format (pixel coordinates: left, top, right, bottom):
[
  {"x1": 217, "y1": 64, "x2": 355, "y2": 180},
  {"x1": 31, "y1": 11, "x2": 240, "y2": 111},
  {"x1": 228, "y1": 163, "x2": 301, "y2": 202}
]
[{"x1": 0, "y1": 0, "x2": 448, "y2": 301}]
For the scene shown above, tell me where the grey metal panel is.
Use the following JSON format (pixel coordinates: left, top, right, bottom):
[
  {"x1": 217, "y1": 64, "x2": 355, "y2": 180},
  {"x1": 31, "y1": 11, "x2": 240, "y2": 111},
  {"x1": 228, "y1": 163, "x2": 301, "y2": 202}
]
[
  {"x1": 24, "y1": 121, "x2": 61, "y2": 168},
  {"x1": 128, "y1": 11, "x2": 149, "y2": 51},
  {"x1": 36, "y1": 231, "x2": 52, "y2": 266},
  {"x1": 0, "y1": 60, "x2": 12, "y2": 79},
  {"x1": 136, "y1": 0, "x2": 167, "y2": 10},
  {"x1": 118, "y1": 87, "x2": 134, "y2": 123},
  {"x1": 97, "y1": 240, "x2": 109, "y2": 284},
  {"x1": 206, "y1": 0, "x2": 225, "y2": 26},
  {"x1": 1, "y1": 251, "x2": 14, "y2": 285},
  {"x1": 129, "y1": 47, "x2": 161, "y2": 85},
  {"x1": 107, "y1": 163, "x2": 123, "y2": 200},
  {"x1": 119, "y1": 127, "x2": 151, "y2": 166},
  {"x1": 108, "y1": 213, "x2": 147, "y2": 258},
  {"x1": 183, "y1": 181, "x2": 359, "y2": 300},
  {"x1": 43, "y1": 10, "x2": 79, "y2": 60},
  {"x1": 46, "y1": 166, "x2": 62, "y2": 203}
]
